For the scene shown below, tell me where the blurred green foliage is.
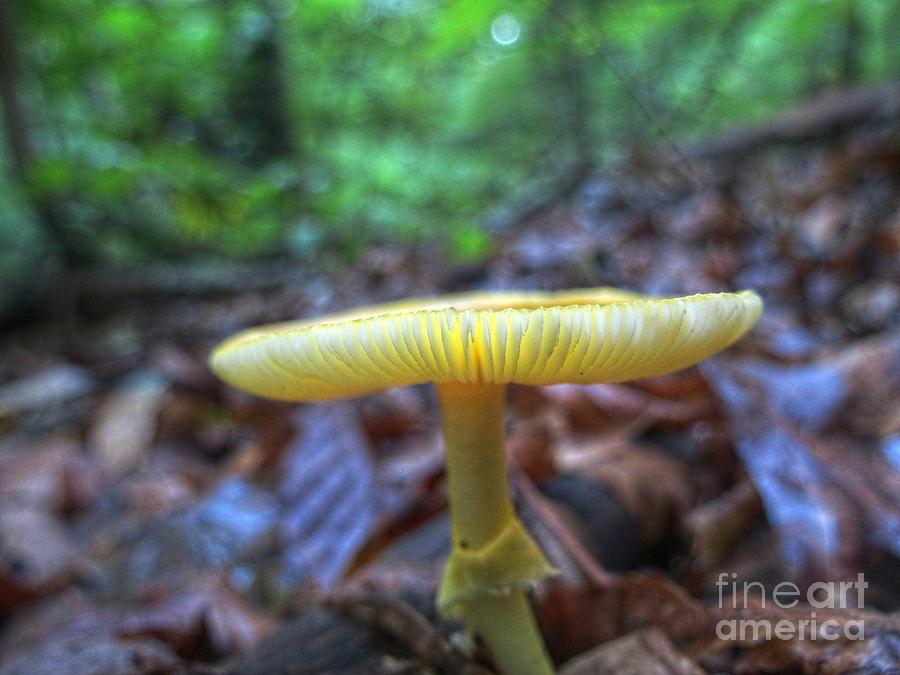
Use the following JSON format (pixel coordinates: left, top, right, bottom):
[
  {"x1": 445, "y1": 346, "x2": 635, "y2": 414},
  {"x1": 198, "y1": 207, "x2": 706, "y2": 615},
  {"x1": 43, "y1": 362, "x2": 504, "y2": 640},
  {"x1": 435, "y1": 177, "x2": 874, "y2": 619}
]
[{"x1": 1, "y1": 0, "x2": 898, "y2": 286}]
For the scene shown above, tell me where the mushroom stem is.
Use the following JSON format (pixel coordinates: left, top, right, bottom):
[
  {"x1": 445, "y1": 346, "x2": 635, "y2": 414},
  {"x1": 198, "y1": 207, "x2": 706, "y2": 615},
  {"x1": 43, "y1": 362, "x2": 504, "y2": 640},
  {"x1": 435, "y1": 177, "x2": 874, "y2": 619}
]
[{"x1": 436, "y1": 382, "x2": 555, "y2": 675}]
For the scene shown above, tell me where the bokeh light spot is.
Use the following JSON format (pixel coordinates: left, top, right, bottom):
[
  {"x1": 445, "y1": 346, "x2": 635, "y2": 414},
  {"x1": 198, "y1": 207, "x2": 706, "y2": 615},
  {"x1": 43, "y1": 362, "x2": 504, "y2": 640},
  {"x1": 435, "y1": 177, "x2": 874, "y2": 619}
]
[{"x1": 491, "y1": 14, "x2": 520, "y2": 46}]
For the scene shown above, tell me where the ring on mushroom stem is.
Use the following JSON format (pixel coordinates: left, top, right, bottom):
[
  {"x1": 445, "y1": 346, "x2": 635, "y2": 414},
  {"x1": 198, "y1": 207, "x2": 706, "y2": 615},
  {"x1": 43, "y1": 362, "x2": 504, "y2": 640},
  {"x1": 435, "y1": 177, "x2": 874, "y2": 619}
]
[{"x1": 210, "y1": 287, "x2": 763, "y2": 675}]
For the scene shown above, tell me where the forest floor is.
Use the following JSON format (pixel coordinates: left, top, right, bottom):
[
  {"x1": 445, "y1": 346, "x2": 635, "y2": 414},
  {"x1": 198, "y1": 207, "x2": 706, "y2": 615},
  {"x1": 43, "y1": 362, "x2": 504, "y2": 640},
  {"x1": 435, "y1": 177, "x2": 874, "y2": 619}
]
[{"x1": 0, "y1": 101, "x2": 899, "y2": 674}]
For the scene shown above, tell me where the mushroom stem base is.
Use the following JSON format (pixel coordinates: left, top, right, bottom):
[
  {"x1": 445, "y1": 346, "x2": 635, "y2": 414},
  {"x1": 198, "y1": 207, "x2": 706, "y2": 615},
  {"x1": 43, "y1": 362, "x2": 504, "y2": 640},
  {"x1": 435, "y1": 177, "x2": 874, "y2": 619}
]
[
  {"x1": 436, "y1": 382, "x2": 555, "y2": 675},
  {"x1": 463, "y1": 589, "x2": 554, "y2": 675}
]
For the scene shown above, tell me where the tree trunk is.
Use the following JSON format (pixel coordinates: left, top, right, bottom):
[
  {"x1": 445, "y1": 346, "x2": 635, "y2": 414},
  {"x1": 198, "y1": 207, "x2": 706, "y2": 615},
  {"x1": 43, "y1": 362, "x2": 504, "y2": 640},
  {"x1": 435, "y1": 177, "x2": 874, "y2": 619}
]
[
  {"x1": 838, "y1": 0, "x2": 863, "y2": 85},
  {"x1": 227, "y1": 0, "x2": 296, "y2": 163},
  {"x1": 0, "y1": 0, "x2": 85, "y2": 264}
]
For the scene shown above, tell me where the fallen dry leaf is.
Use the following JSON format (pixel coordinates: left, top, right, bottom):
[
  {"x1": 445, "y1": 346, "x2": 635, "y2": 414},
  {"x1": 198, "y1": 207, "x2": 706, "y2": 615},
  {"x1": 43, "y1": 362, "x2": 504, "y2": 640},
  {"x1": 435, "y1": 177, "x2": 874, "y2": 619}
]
[
  {"x1": 326, "y1": 591, "x2": 491, "y2": 674},
  {"x1": 704, "y1": 356, "x2": 900, "y2": 579},
  {"x1": 685, "y1": 479, "x2": 764, "y2": 579},
  {"x1": 0, "y1": 505, "x2": 81, "y2": 612},
  {"x1": 559, "y1": 628, "x2": 704, "y2": 675},
  {"x1": 0, "y1": 364, "x2": 94, "y2": 421},
  {"x1": 118, "y1": 580, "x2": 274, "y2": 658},
  {"x1": 0, "y1": 635, "x2": 180, "y2": 675},
  {"x1": 89, "y1": 371, "x2": 168, "y2": 475},
  {"x1": 0, "y1": 435, "x2": 76, "y2": 510},
  {"x1": 537, "y1": 574, "x2": 715, "y2": 664},
  {"x1": 279, "y1": 403, "x2": 379, "y2": 588}
]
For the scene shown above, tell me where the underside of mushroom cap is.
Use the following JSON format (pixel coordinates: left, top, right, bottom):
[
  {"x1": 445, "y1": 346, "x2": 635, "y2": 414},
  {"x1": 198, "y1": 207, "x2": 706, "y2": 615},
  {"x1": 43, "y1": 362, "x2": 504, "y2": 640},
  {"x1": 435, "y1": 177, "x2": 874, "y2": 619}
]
[{"x1": 210, "y1": 288, "x2": 762, "y2": 401}]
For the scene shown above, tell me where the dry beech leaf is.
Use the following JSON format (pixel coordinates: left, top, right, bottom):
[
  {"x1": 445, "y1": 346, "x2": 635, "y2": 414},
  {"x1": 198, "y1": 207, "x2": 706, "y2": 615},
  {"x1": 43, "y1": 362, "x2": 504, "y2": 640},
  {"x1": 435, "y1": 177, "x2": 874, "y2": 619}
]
[
  {"x1": 536, "y1": 574, "x2": 715, "y2": 663},
  {"x1": 279, "y1": 403, "x2": 379, "y2": 588},
  {"x1": 704, "y1": 358, "x2": 900, "y2": 577},
  {"x1": 0, "y1": 636, "x2": 179, "y2": 675},
  {"x1": 685, "y1": 479, "x2": 764, "y2": 576},
  {"x1": 543, "y1": 381, "x2": 713, "y2": 428},
  {"x1": 0, "y1": 436, "x2": 77, "y2": 510},
  {"x1": 89, "y1": 372, "x2": 168, "y2": 475},
  {"x1": 118, "y1": 580, "x2": 274, "y2": 658},
  {"x1": 559, "y1": 628, "x2": 704, "y2": 675},
  {"x1": 0, "y1": 505, "x2": 81, "y2": 611},
  {"x1": 360, "y1": 386, "x2": 429, "y2": 440},
  {"x1": 0, "y1": 365, "x2": 94, "y2": 421},
  {"x1": 546, "y1": 436, "x2": 691, "y2": 565},
  {"x1": 700, "y1": 604, "x2": 900, "y2": 674},
  {"x1": 91, "y1": 477, "x2": 278, "y2": 600}
]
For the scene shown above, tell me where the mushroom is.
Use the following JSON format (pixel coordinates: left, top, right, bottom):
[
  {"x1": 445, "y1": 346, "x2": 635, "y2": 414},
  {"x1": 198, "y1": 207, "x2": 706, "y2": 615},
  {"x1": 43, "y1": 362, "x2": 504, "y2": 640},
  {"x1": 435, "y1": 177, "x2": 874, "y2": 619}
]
[{"x1": 210, "y1": 288, "x2": 762, "y2": 675}]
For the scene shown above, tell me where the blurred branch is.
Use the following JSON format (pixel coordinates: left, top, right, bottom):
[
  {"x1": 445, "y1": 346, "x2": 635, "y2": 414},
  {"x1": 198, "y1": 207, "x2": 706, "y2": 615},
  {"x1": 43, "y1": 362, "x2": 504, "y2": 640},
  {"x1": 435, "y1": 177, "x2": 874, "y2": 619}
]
[
  {"x1": 70, "y1": 260, "x2": 312, "y2": 300},
  {"x1": 683, "y1": 79, "x2": 900, "y2": 161},
  {"x1": 487, "y1": 158, "x2": 593, "y2": 233},
  {"x1": 325, "y1": 592, "x2": 493, "y2": 675}
]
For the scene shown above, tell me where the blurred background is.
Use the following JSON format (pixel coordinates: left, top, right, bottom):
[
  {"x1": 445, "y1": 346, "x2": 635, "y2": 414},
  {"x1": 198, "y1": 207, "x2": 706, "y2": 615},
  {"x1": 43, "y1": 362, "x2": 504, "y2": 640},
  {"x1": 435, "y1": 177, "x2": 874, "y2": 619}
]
[
  {"x1": 2, "y1": 0, "x2": 899, "y2": 317},
  {"x1": 1, "y1": 1, "x2": 900, "y2": 673}
]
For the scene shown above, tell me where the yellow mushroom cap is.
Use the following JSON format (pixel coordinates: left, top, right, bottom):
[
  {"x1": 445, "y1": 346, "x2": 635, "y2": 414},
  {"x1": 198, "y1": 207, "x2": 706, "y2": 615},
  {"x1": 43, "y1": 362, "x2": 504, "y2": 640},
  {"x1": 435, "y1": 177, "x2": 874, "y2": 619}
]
[{"x1": 210, "y1": 288, "x2": 762, "y2": 401}]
